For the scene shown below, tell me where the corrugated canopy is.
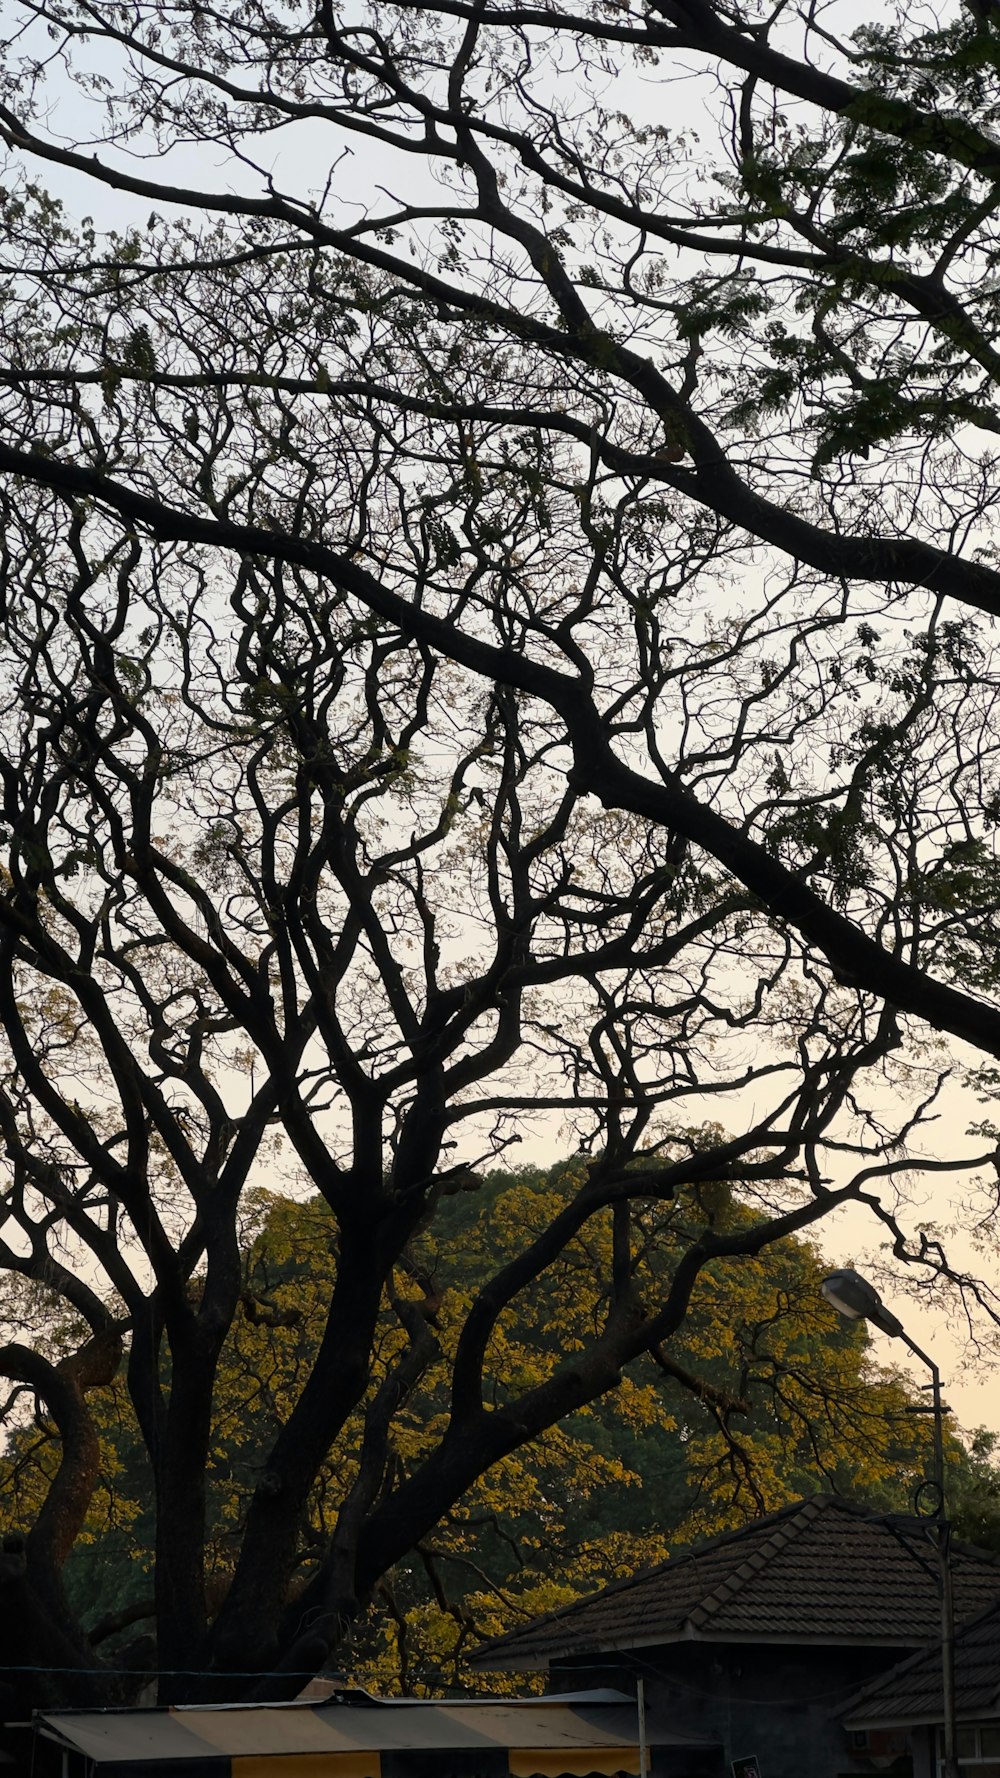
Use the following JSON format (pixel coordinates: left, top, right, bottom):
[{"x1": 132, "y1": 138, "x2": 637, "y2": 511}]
[{"x1": 36, "y1": 1696, "x2": 715, "y2": 1771}]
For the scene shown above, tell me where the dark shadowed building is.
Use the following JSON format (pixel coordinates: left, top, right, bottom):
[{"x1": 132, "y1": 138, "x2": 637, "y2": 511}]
[
  {"x1": 845, "y1": 1594, "x2": 1000, "y2": 1778},
  {"x1": 472, "y1": 1496, "x2": 1000, "y2": 1778}
]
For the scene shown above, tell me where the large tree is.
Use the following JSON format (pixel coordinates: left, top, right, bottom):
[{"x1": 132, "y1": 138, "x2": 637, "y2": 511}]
[
  {"x1": 0, "y1": 0, "x2": 999, "y2": 1714},
  {"x1": 3, "y1": 1174, "x2": 939, "y2": 1696}
]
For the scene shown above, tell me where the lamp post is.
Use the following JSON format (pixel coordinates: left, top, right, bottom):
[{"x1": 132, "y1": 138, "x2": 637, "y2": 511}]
[{"x1": 820, "y1": 1269, "x2": 958, "y2": 1778}]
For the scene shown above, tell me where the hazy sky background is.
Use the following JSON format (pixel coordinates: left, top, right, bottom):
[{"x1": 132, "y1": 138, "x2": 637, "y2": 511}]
[{"x1": 11, "y1": 3, "x2": 999, "y2": 1439}]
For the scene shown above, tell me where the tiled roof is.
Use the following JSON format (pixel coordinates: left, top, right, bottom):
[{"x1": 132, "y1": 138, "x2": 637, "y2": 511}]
[
  {"x1": 473, "y1": 1496, "x2": 1000, "y2": 1668},
  {"x1": 845, "y1": 1595, "x2": 1000, "y2": 1730}
]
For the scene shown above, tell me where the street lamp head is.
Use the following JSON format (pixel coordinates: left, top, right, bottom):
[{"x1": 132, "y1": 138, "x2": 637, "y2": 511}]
[{"x1": 820, "y1": 1268, "x2": 904, "y2": 1339}]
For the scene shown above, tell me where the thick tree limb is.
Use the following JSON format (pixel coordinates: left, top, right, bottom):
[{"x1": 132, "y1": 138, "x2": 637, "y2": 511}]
[{"x1": 1, "y1": 444, "x2": 997, "y2": 1064}]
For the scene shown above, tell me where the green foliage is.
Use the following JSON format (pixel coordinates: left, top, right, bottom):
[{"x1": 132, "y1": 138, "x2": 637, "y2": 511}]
[
  {"x1": 0, "y1": 1164, "x2": 952, "y2": 1693},
  {"x1": 4, "y1": 0, "x2": 1000, "y2": 1713},
  {"x1": 950, "y1": 1429, "x2": 1000, "y2": 1551}
]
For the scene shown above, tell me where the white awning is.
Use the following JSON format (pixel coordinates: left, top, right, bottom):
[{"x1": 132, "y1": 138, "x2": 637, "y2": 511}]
[{"x1": 37, "y1": 1694, "x2": 715, "y2": 1772}]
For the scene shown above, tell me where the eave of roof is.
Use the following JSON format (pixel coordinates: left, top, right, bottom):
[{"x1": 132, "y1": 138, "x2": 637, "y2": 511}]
[{"x1": 478, "y1": 1629, "x2": 943, "y2": 1672}]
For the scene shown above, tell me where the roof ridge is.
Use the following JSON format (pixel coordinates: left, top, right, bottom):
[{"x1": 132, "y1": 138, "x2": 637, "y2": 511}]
[
  {"x1": 472, "y1": 1493, "x2": 981, "y2": 1665},
  {"x1": 686, "y1": 1497, "x2": 823, "y2": 1633},
  {"x1": 472, "y1": 1497, "x2": 813, "y2": 1660}
]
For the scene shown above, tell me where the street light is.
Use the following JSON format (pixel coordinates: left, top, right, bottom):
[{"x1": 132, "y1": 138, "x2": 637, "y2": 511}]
[
  {"x1": 821, "y1": 1269, "x2": 958, "y2": 1778},
  {"x1": 820, "y1": 1268, "x2": 904, "y2": 1337}
]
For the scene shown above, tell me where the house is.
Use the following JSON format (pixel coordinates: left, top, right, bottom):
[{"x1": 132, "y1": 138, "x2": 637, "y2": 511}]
[
  {"x1": 31, "y1": 1690, "x2": 718, "y2": 1778},
  {"x1": 845, "y1": 1594, "x2": 1000, "y2": 1778},
  {"x1": 472, "y1": 1496, "x2": 1000, "y2": 1778}
]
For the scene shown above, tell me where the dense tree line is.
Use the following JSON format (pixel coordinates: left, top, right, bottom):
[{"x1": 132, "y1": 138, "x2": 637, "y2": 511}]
[{"x1": 1, "y1": 1168, "x2": 947, "y2": 1695}]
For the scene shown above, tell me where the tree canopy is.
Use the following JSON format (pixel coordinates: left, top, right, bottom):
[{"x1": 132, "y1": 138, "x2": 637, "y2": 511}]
[
  {"x1": 0, "y1": 0, "x2": 999, "y2": 1716},
  {"x1": 0, "y1": 1171, "x2": 945, "y2": 1697}
]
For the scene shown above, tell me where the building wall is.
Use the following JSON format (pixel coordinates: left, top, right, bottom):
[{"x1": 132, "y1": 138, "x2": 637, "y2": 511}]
[
  {"x1": 553, "y1": 1644, "x2": 915, "y2": 1778},
  {"x1": 910, "y1": 1725, "x2": 936, "y2": 1778}
]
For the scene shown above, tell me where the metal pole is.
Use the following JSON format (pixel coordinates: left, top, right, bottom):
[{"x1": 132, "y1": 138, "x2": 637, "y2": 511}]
[
  {"x1": 822, "y1": 1282, "x2": 960, "y2": 1777},
  {"x1": 637, "y1": 1673, "x2": 648, "y2": 1778},
  {"x1": 904, "y1": 1338, "x2": 958, "y2": 1778},
  {"x1": 932, "y1": 1364, "x2": 959, "y2": 1778}
]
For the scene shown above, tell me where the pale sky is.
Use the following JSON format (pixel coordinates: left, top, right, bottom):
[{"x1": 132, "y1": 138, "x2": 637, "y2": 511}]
[{"x1": 7, "y1": 0, "x2": 999, "y2": 1444}]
